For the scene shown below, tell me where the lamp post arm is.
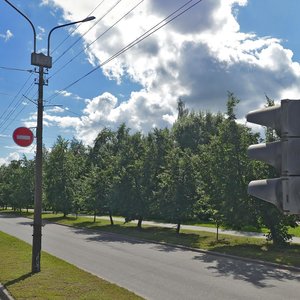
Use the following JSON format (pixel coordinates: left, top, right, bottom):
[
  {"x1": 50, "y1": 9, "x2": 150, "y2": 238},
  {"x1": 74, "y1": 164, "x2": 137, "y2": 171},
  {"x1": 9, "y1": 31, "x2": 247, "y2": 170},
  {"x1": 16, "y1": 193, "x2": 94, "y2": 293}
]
[
  {"x1": 47, "y1": 16, "x2": 95, "y2": 56},
  {"x1": 4, "y1": 0, "x2": 37, "y2": 53}
]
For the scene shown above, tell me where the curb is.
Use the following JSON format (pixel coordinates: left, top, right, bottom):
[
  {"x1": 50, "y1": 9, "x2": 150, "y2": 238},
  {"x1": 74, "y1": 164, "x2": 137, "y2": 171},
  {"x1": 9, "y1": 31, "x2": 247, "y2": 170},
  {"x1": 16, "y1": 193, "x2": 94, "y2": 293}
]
[{"x1": 0, "y1": 284, "x2": 14, "y2": 300}]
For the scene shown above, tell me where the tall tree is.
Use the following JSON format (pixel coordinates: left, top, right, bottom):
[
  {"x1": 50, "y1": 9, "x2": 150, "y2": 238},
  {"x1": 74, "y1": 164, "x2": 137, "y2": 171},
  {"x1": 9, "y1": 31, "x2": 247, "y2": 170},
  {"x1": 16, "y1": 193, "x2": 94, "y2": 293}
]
[
  {"x1": 69, "y1": 138, "x2": 89, "y2": 217},
  {"x1": 44, "y1": 136, "x2": 75, "y2": 216},
  {"x1": 173, "y1": 99, "x2": 223, "y2": 152},
  {"x1": 158, "y1": 147, "x2": 200, "y2": 233},
  {"x1": 85, "y1": 128, "x2": 117, "y2": 223},
  {"x1": 113, "y1": 128, "x2": 147, "y2": 228},
  {"x1": 201, "y1": 93, "x2": 259, "y2": 229}
]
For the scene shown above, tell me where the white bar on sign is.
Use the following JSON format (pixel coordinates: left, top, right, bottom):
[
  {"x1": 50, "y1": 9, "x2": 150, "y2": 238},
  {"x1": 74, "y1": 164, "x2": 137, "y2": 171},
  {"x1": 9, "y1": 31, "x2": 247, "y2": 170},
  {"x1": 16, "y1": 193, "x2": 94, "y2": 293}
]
[{"x1": 16, "y1": 135, "x2": 30, "y2": 140}]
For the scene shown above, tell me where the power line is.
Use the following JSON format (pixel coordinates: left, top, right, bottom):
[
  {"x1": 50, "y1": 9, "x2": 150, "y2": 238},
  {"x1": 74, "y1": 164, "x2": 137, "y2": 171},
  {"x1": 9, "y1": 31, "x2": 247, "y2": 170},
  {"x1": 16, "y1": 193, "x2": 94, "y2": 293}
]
[
  {"x1": 0, "y1": 0, "x2": 138, "y2": 133},
  {"x1": 0, "y1": 82, "x2": 37, "y2": 133},
  {"x1": 0, "y1": 1, "x2": 108, "y2": 134},
  {"x1": 0, "y1": 73, "x2": 33, "y2": 129},
  {"x1": 0, "y1": 66, "x2": 33, "y2": 73},
  {"x1": 48, "y1": 0, "x2": 144, "y2": 81},
  {"x1": 1, "y1": 0, "x2": 203, "y2": 134},
  {"x1": 51, "y1": 0, "x2": 106, "y2": 55},
  {"x1": 53, "y1": 0, "x2": 124, "y2": 65},
  {"x1": 46, "y1": 0, "x2": 202, "y2": 104}
]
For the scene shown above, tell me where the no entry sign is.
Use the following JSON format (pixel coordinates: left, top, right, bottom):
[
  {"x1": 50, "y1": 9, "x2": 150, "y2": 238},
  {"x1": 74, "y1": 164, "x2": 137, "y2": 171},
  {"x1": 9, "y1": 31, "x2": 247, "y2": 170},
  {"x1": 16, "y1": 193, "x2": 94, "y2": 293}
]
[{"x1": 13, "y1": 127, "x2": 34, "y2": 147}]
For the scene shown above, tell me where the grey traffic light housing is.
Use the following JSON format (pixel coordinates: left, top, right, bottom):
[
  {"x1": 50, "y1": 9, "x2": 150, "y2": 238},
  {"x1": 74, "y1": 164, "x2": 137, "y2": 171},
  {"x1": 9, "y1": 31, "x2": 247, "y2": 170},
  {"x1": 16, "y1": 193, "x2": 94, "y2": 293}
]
[{"x1": 247, "y1": 99, "x2": 300, "y2": 215}]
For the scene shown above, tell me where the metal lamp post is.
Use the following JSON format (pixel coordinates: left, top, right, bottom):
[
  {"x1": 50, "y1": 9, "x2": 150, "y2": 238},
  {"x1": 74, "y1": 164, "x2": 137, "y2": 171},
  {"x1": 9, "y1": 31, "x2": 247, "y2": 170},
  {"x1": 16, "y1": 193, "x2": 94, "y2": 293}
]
[{"x1": 4, "y1": 0, "x2": 95, "y2": 273}]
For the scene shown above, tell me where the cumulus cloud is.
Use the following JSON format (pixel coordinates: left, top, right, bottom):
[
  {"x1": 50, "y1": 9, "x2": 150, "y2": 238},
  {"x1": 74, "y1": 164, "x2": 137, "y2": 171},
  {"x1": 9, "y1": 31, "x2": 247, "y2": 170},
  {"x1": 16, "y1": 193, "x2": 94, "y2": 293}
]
[{"x1": 41, "y1": 0, "x2": 300, "y2": 144}]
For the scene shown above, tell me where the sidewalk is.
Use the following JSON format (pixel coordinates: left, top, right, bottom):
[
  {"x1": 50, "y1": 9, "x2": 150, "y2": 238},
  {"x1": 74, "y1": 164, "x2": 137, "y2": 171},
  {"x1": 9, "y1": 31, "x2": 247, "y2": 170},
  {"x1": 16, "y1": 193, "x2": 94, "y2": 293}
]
[{"x1": 96, "y1": 216, "x2": 300, "y2": 244}]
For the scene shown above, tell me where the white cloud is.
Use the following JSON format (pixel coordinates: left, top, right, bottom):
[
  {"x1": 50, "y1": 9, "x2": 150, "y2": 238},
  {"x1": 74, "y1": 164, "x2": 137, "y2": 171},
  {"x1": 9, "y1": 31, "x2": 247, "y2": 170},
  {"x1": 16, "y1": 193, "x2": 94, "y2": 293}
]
[
  {"x1": 37, "y1": 26, "x2": 46, "y2": 41},
  {"x1": 0, "y1": 29, "x2": 13, "y2": 42},
  {"x1": 55, "y1": 90, "x2": 83, "y2": 100},
  {"x1": 46, "y1": 106, "x2": 65, "y2": 113},
  {"x1": 0, "y1": 152, "x2": 20, "y2": 166},
  {"x1": 57, "y1": 90, "x2": 72, "y2": 97},
  {"x1": 42, "y1": 0, "x2": 300, "y2": 140}
]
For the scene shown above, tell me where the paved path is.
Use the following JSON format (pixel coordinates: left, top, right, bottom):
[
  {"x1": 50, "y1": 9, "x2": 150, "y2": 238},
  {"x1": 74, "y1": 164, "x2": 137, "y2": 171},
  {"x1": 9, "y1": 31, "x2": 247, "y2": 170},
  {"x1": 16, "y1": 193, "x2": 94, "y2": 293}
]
[{"x1": 1, "y1": 214, "x2": 300, "y2": 300}]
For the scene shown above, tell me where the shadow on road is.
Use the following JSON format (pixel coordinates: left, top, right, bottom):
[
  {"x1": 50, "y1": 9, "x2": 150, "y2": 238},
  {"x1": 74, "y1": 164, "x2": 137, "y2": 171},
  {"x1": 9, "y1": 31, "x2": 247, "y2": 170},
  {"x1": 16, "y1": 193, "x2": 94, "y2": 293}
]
[
  {"x1": 0, "y1": 212, "x2": 24, "y2": 218},
  {"x1": 67, "y1": 224, "x2": 202, "y2": 253},
  {"x1": 193, "y1": 251, "x2": 300, "y2": 288}
]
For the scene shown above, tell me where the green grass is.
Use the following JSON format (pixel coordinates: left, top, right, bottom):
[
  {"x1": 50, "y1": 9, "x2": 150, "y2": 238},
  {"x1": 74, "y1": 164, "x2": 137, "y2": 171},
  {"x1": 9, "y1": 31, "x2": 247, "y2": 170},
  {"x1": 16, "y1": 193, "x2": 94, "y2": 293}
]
[
  {"x1": 289, "y1": 225, "x2": 300, "y2": 237},
  {"x1": 40, "y1": 213, "x2": 300, "y2": 268},
  {"x1": 0, "y1": 230, "x2": 143, "y2": 300}
]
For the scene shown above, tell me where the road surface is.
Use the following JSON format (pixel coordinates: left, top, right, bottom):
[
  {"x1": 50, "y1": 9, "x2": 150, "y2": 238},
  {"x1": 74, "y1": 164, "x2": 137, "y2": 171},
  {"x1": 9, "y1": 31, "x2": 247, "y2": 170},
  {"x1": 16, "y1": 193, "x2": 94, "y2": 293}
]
[{"x1": 1, "y1": 214, "x2": 299, "y2": 300}]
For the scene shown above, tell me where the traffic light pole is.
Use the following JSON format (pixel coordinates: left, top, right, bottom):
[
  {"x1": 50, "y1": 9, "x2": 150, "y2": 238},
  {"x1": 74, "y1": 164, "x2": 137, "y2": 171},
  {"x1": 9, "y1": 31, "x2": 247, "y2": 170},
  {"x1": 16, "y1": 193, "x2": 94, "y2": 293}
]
[
  {"x1": 247, "y1": 99, "x2": 300, "y2": 215},
  {"x1": 32, "y1": 66, "x2": 44, "y2": 273}
]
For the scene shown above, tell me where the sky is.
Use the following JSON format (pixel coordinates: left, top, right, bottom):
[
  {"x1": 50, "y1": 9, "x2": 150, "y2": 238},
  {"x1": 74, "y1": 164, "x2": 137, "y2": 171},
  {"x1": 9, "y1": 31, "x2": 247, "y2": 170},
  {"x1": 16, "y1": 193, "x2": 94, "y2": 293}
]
[{"x1": 1, "y1": 0, "x2": 300, "y2": 164}]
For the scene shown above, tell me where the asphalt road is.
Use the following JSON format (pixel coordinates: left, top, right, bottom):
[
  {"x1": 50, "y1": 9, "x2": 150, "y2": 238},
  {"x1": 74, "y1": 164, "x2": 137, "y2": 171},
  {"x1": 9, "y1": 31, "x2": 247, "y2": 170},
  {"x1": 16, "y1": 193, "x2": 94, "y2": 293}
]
[{"x1": 1, "y1": 214, "x2": 299, "y2": 300}]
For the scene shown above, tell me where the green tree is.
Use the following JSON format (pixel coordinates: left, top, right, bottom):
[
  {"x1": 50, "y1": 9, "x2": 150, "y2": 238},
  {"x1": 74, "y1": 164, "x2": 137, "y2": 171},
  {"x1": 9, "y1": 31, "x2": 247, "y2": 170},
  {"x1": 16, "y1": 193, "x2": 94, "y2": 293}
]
[
  {"x1": 69, "y1": 138, "x2": 89, "y2": 217},
  {"x1": 173, "y1": 101, "x2": 223, "y2": 152},
  {"x1": 143, "y1": 128, "x2": 175, "y2": 219},
  {"x1": 0, "y1": 158, "x2": 34, "y2": 211},
  {"x1": 113, "y1": 128, "x2": 147, "y2": 228},
  {"x1": 85, "y1": 128, "x2": 117, "y2": 223},
  {"x1": 201, "y1": 93, "x2": 259, "y2": 229},
  {"x1": 158, "y1": 148, "x2": 200, "y2": 233},
  {"x1": 44, "y1": 136, "x2": 75, "y2": 216}
]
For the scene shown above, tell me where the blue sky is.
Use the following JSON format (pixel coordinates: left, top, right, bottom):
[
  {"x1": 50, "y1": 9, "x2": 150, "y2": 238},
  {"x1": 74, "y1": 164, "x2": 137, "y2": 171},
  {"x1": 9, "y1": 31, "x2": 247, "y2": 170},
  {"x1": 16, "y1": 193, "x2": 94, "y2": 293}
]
[{"x1": 1, "y1": 0, "x2": 300, "y2": 164}]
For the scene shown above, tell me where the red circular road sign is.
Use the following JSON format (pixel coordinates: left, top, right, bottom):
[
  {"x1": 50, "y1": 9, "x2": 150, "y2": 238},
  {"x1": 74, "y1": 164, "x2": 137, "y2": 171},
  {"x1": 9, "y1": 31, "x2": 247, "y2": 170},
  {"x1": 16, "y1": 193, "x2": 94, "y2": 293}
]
[{"x1": 13, "y1": 127, "x2": 34, "y2": 147}]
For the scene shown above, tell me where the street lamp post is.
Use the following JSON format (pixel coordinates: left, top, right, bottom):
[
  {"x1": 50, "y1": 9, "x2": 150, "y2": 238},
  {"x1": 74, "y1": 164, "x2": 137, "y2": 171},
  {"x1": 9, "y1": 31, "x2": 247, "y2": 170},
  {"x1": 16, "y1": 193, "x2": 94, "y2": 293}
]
[{"x1": 4, "y1": 0, "x2": 95, "y2": 273}]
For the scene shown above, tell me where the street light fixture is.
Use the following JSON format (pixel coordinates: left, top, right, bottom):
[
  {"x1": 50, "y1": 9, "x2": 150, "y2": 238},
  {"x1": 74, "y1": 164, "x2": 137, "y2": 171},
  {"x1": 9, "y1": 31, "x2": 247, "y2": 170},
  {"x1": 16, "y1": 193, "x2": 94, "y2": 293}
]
[{"x1": 4, "y1": 0, "x2": 95, "y2": 273}]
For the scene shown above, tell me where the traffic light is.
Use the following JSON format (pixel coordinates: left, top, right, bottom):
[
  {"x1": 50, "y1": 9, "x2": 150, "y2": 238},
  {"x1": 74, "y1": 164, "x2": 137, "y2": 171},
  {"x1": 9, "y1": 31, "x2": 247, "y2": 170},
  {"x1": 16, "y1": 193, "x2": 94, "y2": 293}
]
[{"x1": 246, "y1": 99, "x2": 300, "y2": 215}]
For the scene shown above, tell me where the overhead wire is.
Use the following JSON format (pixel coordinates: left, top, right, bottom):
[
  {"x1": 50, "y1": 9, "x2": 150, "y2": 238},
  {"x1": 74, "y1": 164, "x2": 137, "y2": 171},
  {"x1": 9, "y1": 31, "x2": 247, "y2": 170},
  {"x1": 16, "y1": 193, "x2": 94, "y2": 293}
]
[
  {"x1": 0, "y1": 66, "x2": 33, "y2": 73},
  {"x1": 50, "y1": 0, "x2": 106, "y2": 55},
  {"x1": 0, "y1": 73, "x2": 34, "y2": 130},
  {"x1": 48, "y1": 0, "x2": 145, "y2": 81},
  {"x1": 0, "y1": 81, "x2": 37, "y2": 134},
  {"x1": 46, "y1": 0, "x2": 202, "y2": 104},
  {"x1": 2, "y1": 0, "x2": 203, "y2": 137},
  {"x1": 53, "y1": 0, "x2": 124, "y2": 65},
  {"x1": 0, "y1": 0, "x2": 109, "y2": 135}
]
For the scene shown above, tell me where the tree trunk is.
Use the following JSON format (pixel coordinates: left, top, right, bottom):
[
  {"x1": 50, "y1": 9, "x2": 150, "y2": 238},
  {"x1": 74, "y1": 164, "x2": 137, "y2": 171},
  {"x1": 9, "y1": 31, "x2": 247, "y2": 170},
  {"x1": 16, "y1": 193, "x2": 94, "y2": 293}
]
[
  {"x1": 109, "y1": 210, "x2": 114, "y2": 226},
  {"x1": 93, "y1": 211, "x2": 97, "y2": 223},
  {"x1": 137, "y1": 216, "x2": 143, "y2": 229},
  {"x1": 176, "y1": 222, "x2": 181, "y2": 234}
]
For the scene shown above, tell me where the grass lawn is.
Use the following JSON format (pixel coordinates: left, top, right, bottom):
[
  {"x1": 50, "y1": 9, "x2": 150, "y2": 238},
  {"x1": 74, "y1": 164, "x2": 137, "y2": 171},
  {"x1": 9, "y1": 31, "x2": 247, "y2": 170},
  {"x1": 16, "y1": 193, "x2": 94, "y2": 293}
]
[{"x1": 0, "y1": 230, "x2": 143, "y2": 300}]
